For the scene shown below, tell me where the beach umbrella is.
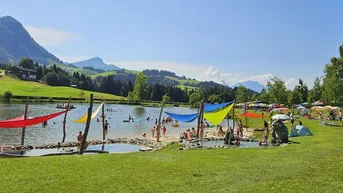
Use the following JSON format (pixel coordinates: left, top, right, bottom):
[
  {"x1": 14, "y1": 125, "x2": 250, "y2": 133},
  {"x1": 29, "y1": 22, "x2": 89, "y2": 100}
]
[
  {"x1": 311, "y1": 106, "x2": 325, "y2": 111},
  {"x1": 332, "y1": 106, "x2": 340, "y2": 110},
  {"x1": 324, "y1": 105, "x2": 333, "y2": 109},
  {"x1": 272, "y1": 114, "x2": 290, "y2": 120},
  {"x1": 271, "y1": 108, "x2": 289, "y2": 112}
]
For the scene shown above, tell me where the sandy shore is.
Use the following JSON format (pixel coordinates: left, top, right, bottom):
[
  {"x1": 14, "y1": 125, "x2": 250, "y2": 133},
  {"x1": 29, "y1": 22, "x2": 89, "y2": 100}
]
[{"x1": 152, "y1": 126, "x2": 256, "y2": 144}]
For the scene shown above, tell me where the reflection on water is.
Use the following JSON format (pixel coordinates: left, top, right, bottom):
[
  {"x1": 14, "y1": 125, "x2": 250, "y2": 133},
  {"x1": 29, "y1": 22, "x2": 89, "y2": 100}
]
[
  {"x1": 3, "y1": 143, "x2": 144, "y2": 156},
  {"x1": 132, "y1": 107, "x2": 146, "y2": 118},
  {"x1": 0, "y1": 103, "x2": 234, "y2": 145}
]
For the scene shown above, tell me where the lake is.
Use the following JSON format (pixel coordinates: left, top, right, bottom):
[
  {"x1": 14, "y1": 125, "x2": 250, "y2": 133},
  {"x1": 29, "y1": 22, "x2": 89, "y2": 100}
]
[{"x1": 0, "y1": 103, "x2": 234, "y2": 145}]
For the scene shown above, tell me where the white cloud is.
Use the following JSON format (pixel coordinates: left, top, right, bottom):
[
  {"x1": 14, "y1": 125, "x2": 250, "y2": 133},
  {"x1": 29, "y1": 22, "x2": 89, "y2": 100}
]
[
  {"x1": 285, "y1": 78, "x2": 298, "y2": 90},
  {"x1": 239, "y1": 74, "x2": 273, "y2": 85},
  {"x1": 110, "y1": 60, "x2": 209, "y2": 79},
  {"x1": 201, "y1": 66, "x2": 229, "y2": 77},
  {"x1": 56, "y1": 55, "x2": 90, "y2": 63},
  {"x1": 110, "y1": 62, "x2": 273, "y2": 86},
  {"x1": 25, "y1": 26, "x2": 81, "y2": 46}
]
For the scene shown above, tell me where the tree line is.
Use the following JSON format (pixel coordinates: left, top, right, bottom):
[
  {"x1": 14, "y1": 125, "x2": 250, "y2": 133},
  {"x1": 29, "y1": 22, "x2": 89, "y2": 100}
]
[
  {"x1": 233, "y1": 42, "x2": 341, "y2": 106},
  {"x1": 3, "y1": 43, "x2": 343, "y2": 106}
]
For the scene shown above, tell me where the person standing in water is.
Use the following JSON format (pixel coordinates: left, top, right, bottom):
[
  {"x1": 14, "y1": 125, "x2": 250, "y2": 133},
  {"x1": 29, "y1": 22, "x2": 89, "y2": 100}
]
[
  {"x1": 162, "y1": 125, "x2": 167, "y2": 137},
  {"x1": 200, "y1": 121, "x2": 205, "y2": 138},
  {"x1": 77, "y1": 131, "x2": 83, "y2": 146},
  {"x1": 104, "y1": 120, "x2": 111, "y2": 131},
  {"x1": 151, "y1": 126, "x2": 155, "y2": 138}
]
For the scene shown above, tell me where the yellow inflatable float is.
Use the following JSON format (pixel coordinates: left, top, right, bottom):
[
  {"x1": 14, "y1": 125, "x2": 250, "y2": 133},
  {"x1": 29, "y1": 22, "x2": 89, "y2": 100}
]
[{"x1": 171, "y1": 123, "x2": 179, "y2": 127}]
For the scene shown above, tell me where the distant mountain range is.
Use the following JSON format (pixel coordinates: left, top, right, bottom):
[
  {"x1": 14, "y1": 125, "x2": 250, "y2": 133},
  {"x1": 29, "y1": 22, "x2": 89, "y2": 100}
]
[
  {"x1": 0, "y1": 16, "x2": 62, "y2": 65},
  {"x1": 0, "y1": 15, "x2": 259, "y2": 95},
  {"x1": 71, "y1": 57, "x2": 119, "y2": 71},
  {"x1": 232, "y1": 80, "x2": 265, "y2": 93}
]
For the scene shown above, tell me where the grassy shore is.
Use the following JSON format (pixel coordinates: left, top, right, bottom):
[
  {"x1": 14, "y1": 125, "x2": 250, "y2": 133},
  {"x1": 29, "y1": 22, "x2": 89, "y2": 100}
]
[
  {"x1": 0, "y1": 118, "x2": 342, "y2": 192},
  {"x1": 0, "y1": 75, "x2": 126, "y2": 100}
]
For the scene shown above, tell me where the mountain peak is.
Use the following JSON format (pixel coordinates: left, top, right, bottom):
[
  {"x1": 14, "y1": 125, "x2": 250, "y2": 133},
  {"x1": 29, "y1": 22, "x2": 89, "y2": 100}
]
[
  {"x1": 88, "y1": 57, "x2": 104, "y2": 63},
  {"x1": 232, "y1": 80, "x2": 265, "y2": 93},
  {"x1": 72, "y1": 57, "x2": 119, "y2": 71}
]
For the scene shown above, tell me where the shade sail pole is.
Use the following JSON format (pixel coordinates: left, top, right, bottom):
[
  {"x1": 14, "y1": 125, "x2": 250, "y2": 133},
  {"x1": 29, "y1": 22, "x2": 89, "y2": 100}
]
[
  {"x1": 232, "y1": 101, "x2": 235, "y2": 129},
  {"x1": 196, "y1": 99, "x2": 204, "y2": 139},
  {"x1": 156, "y1": 101, "x2": 165, "y2": 142},
  {"x1": 62, "y1": 97, "x2": 71, "y2": 143},
  {"x1": 102, "y1": 101, "x2": 105, "y2": 141},
  {"x1": 245, "y1": 102, "x2": 248, "y2": 128},
  {"x1": 20, "y1": 98, "x2": 28, "y2": 146},
  {"x1": 80, "y1": 94, "x2": 93, "y2": 155}
]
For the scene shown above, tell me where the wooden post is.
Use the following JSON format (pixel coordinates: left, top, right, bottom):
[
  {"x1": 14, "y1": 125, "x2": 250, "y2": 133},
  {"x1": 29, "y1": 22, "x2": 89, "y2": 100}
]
[
  {"x1": 80, "y1": 94, "x2": 94, "y2": 155},
  {"x1": 101, "y1": 101, "x2": 105, "y2": 151},
  {"x1": 156, "y1": 101, "x2": 165, "y2": 142},
  {"x1": 292, "y1": 104, "x2": 295, "y2": 116},
  {"x1": 62, "y1": 97, "x2": 71, "y2": 143},
  {"x1": 196, "y1": 99, "x2": 204, "y2": 139},
  {"x1": 102, "y1": 101, "x2": 105, "y2": 141},
  {"x1": 244, "y1": 102, "x2": 248, "y2": 128},
  {"x1": 21, "y1": 98, "x2": 29, "y2": 146},
  {"x1": 232, "y1": 101, "x2": 235, "y2": 129}
]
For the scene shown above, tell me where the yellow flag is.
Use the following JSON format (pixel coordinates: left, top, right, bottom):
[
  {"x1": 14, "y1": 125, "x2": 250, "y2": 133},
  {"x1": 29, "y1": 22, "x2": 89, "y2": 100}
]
[
  {"x1": 73, "y1": 102, "x2": 104, "y2": 123},
  {"x1": 203, "y1": 103, "x2": 234, "y2": 125}
]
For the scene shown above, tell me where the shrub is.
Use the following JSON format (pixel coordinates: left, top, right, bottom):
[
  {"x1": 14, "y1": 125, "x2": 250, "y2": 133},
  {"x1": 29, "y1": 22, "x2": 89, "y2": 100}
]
[{"x1": 3, "y1": 91, "x2": 13, "y2": 102}]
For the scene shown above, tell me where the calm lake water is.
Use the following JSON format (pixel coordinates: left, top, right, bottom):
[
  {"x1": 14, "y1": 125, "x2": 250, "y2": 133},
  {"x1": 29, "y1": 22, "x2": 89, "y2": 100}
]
[{"x1": 0, "y1": 103, "x2": 234, "y2": 145}]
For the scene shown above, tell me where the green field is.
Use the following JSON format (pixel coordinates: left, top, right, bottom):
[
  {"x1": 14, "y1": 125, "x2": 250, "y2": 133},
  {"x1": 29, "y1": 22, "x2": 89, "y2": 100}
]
[
  {"x1": 90, "y1": 69, "x2": 139, "y2": 79},
  {"x1": 0, "y1": 118, "x2": 342, "y2": 192},
  {"x1": 167, "y1": 76, "x2": 200, "y2": 85},
  {"x1": 124, "y1": 69, "x2": 139, "y2": 74},
  {"x1": 90, "y1": 70, "x2": 117, "y2": 78},
  {"x1": 176, "y1": 84, "x2": 198, "y2": 91},
  {"x1": 0, "y1": 75, "x2": 126, "y2": 100}
]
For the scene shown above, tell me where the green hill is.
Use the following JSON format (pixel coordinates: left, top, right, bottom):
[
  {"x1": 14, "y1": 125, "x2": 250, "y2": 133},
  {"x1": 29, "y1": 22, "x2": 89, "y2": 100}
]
[
  {"x1": 166, "y1": 76, "x2": 200, "y2": 85},
  {"x1": 0, "y1": 16, "x2": 62, "y2": 65},
  {"x1": 90, "y1": 70, "x2": 117, "y2": 79},
  {"x1": 0, "y1": 75, "x2": 126, "y2": 100},
  {"x1": 48, "y1": 64, "x2": 99, "y2": 76}
]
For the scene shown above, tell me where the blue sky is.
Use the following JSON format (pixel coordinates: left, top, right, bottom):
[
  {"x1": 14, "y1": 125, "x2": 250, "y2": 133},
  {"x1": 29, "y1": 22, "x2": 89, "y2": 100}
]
[{"x1": 2, "y1": 0, "x2": 343, "y2": 88}]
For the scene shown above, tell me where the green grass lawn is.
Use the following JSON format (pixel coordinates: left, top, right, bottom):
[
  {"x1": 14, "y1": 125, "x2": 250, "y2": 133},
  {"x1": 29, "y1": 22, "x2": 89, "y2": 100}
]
[
  {"x1": 0, "y1": 75, "x2": 126, "y2": 100},
  {"x1": 1, "y1": 118, "x2": 342, "y2": 192}
]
